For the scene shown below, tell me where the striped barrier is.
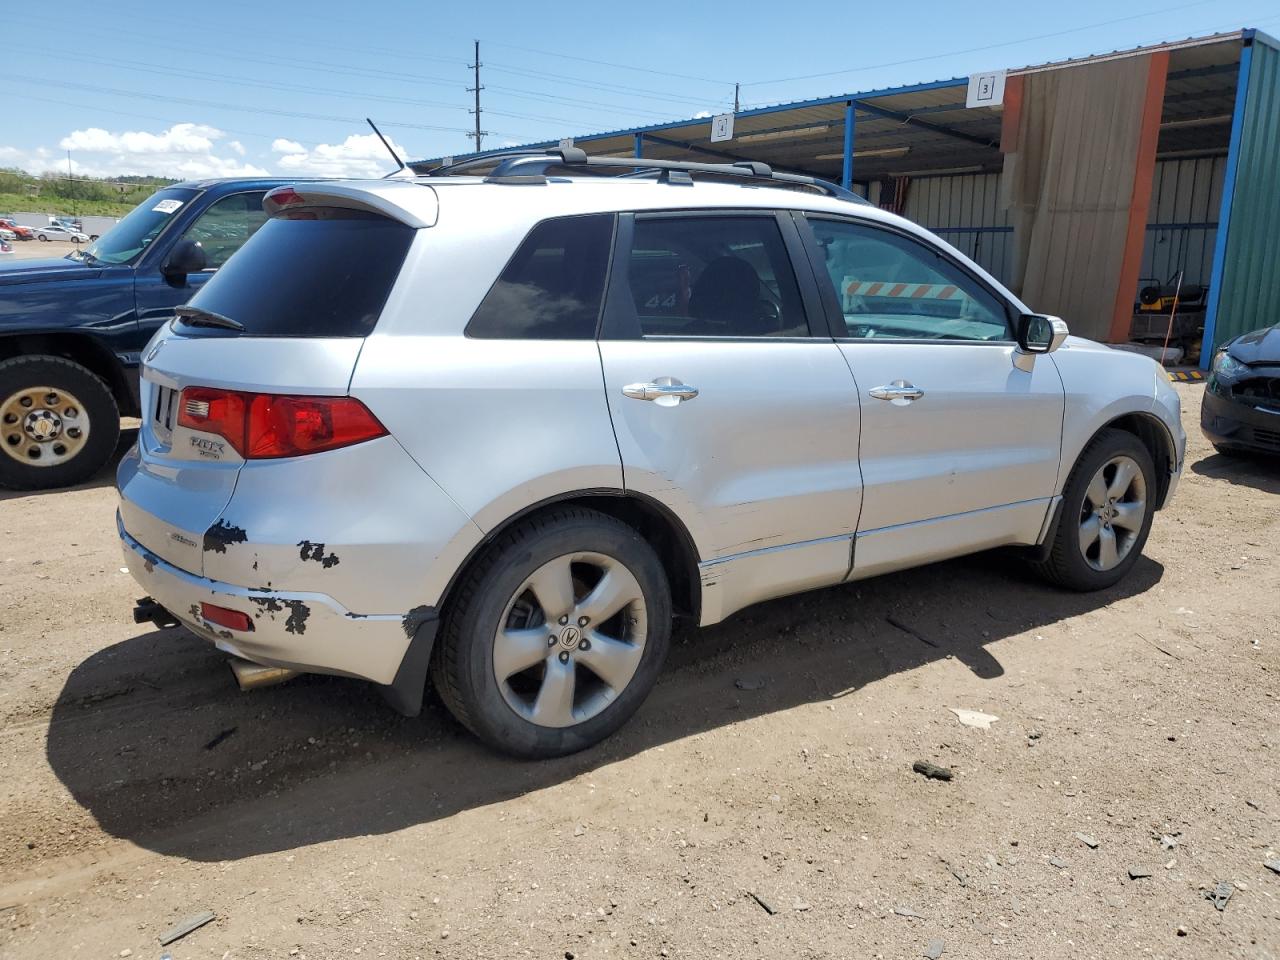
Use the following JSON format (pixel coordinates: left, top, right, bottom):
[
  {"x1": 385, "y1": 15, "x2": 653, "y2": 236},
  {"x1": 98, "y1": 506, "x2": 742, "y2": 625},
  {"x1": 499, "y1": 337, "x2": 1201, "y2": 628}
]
[
  {"x1": 842, "y1": 279, "x2": 965, "y2": 315},
  {"x1": 843, "y1": 279, "x2": 963, "y2": 302},
  {"x1": 1168, "y1": 370, "x2": 1205, "y2": 382}
]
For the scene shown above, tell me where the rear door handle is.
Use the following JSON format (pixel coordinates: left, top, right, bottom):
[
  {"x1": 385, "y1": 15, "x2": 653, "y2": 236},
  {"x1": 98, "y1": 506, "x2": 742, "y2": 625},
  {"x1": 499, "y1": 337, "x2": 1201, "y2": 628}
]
[
  {"x1": 868, "y1": 380, "x2": 924, "y2": 405},
  {"x1": 622, "y1": 377, "x2": 699, "y2": 405}
]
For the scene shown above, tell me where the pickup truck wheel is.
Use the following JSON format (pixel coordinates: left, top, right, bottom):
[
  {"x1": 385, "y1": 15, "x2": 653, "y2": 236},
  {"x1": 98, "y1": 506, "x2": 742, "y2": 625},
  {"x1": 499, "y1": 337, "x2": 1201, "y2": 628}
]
[
  {"x1": 0, "y1": 356, "x2": 120, "y2": 491},
  {"x1": 432, "y1": 507, "x2": 672, "y2": 759},
  {"x1": 1032, "y1": 428, "x2": 1155, "y2": 591}
]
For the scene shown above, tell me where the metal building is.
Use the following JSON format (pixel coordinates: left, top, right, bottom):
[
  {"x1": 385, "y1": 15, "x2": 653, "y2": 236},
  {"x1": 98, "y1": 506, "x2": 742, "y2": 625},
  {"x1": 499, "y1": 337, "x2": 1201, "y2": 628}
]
[{"x1": 420, "y1": 28, "x2": 1279, "y2": 366}]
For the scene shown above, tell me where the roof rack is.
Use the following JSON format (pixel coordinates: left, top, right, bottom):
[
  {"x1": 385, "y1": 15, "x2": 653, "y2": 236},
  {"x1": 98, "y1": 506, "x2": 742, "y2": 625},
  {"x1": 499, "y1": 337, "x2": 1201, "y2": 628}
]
[{"x1": 412, "y1": 148, "x2": 865, "y2": 203}]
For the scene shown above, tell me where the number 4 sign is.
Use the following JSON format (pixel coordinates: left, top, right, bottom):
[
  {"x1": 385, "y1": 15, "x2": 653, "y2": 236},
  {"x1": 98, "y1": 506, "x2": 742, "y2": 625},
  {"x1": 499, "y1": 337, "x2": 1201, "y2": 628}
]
[{"x1": 709, "y1": 112, "x2": 735, "y2": 143}]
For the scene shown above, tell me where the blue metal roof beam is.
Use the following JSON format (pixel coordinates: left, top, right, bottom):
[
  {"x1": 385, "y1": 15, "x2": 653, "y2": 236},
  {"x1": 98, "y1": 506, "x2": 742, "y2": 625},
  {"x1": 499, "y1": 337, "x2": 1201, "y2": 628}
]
[
  {"x1": 854, "y1": 102, "x2": 1000, "y2": 149},
  {"x1": 639, "y1": 133, "x2": 831, "y2": 179},
  {"x1": 411, "y1": 77, "x2": 968, "y2": 167}
]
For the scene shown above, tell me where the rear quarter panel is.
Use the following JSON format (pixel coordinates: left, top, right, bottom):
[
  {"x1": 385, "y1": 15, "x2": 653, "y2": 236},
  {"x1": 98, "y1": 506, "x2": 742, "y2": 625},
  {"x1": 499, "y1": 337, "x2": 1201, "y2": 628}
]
[{"x1": 349, "y1": 227, "x2": 625, "y2": 542}]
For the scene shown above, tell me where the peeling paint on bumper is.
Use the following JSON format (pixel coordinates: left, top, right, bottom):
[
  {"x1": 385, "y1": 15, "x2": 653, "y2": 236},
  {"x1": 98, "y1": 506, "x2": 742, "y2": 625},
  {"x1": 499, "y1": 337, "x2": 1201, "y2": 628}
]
[{"x1": 119, "y1": 513, "x2": 412, "y2": 685}]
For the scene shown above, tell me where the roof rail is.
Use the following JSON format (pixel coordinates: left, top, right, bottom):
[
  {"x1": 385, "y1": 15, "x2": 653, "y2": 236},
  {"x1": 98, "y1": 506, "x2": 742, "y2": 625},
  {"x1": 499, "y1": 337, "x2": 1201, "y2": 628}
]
[{"x1": 413, "y1": 148, "x2": 865, "y2": 203}]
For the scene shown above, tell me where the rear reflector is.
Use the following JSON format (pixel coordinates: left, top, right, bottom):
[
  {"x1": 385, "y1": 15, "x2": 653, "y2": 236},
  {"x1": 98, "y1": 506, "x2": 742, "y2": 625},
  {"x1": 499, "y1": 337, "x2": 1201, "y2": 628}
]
[
  {"x1": 200, "y1": 602, "x2": 254, "y2": 632},
  {"x1": 177, "y1": 388, "x2": 387, "y2": 459}
]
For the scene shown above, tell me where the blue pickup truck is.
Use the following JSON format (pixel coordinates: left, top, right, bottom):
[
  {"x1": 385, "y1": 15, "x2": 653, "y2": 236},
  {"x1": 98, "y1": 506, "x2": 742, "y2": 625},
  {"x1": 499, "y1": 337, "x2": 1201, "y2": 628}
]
[{"x1": 0, "y1": 178, "x2": 308, "y2": 490}]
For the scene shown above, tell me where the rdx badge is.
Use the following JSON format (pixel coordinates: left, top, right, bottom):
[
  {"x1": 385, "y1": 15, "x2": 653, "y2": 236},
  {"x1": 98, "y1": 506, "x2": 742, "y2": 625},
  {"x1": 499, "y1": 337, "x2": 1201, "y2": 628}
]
[{"x1": 190, "y1": 436, "x2": 226, "y2": 457}]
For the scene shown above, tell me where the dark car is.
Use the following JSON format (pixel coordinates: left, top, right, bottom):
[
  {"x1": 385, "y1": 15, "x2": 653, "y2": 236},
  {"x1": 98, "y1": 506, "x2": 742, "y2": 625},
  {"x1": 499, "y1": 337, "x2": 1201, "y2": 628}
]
[
  {"x1": 1201, "y1": 322, "x2": 1280, "y2": 456},
  {"x1": 0, "y1": 178, "x2": 310, "y2": 490}
]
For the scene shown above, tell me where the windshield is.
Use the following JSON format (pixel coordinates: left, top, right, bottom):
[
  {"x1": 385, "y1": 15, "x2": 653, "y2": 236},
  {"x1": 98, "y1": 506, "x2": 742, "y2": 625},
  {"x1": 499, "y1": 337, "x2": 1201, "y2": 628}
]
[{"x1": 81, "y1": 187, "x2": 198, "y2": 265}]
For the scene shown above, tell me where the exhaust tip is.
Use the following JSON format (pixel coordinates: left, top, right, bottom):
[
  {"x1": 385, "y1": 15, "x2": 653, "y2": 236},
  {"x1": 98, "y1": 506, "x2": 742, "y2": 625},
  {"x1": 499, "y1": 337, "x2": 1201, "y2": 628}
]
[{"x1": 228, "y1": 657, "x2": 299, "y2": 691}]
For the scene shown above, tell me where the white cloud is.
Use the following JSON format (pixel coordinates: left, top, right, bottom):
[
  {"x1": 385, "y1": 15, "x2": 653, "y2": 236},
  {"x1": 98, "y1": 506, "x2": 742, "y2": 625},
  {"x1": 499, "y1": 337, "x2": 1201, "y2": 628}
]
[
  {"x1": 5, "y1": 123, "x2": 406, "y2": 182},
  {"x1": 60, "y1": 123, "x2": 222, "y2": 156},
  {"x1": 271, "y1": 132, "x2": 405, "y2": 179},
  {"x1": 693, "y1": 110, "x2": 713, "y2": 119},
  {"x1": 9, "y1": 123, "x2": 269, "y2": 180}
]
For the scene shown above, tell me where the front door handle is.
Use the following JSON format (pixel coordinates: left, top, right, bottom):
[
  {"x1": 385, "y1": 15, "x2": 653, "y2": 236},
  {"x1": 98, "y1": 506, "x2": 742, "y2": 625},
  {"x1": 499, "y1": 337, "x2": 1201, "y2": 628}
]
[
  {"x1": 622, "y1": 377, "x2": 699, "y2": 406},
  {"x1": 868, "y1": 380, "x2": 925, "y2": 405}
]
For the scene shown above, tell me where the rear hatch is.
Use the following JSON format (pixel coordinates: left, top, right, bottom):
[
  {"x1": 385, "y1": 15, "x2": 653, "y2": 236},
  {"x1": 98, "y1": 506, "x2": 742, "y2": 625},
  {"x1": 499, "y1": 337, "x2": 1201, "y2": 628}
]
[{"x1": 119, "y1": 189, "x2": 424, "y2": 576}]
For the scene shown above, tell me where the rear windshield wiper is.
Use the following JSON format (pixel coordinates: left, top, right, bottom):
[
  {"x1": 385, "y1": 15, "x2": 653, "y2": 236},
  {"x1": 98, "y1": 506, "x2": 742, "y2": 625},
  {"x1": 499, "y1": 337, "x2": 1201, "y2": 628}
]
[{"x1": 175, "y1": 305, "x2": 245, "y2": 332}]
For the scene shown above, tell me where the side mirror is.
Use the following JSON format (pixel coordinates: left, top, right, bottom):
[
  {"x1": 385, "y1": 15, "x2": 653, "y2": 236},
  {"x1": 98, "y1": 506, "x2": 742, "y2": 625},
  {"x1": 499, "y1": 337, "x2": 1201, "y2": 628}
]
[
  {"x1": 1016, "y1": 313, "x2": 1069, "y2": 354},
  {"x1": 161, "y1": 239, "x2": 207, "y2": 284}
]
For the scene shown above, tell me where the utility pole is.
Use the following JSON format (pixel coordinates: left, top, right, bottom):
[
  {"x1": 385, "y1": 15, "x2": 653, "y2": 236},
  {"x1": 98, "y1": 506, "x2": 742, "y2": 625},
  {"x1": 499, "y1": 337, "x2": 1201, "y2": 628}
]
[
  {"x1": 467, "y1": 39, "x2": 487, "y2": 153},
  {"x1": 66, "y1": 150, "x2": 74, "y2": 217},
  {"x1": 734, "y1": 83, "x2": 740, "y2": 114}
]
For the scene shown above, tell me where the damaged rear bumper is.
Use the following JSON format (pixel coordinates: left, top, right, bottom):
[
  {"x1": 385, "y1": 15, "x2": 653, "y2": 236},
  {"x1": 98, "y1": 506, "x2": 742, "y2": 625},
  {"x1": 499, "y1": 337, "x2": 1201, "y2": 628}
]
[{"x1": 119, "y1": 513, "x2": 438, "y2": 712}]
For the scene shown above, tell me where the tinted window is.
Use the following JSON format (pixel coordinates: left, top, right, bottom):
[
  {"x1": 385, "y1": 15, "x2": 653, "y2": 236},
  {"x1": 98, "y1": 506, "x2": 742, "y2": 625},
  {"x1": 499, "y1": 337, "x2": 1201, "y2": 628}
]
[
  {"x1": 809, "y1": 218, "x2": 1010, "y2": 341},
  {"x1": 627, "y1": 216, "x2": 806, "y2": 337},
  {"x1": 180, "y1": 191, "x2": 268, "y2": 268},
  {"x1": 466, "y1": 214, "x2": 612, "y2": 339},
  {"x1": 182, "y1": 209, "x2": 414, "y2": 338}
]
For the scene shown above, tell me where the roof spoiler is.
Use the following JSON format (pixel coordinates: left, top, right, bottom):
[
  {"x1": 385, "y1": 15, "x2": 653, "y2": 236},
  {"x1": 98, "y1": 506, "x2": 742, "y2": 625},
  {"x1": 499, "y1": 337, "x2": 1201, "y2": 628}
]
[{"x1": 262, "y1": 183, "x2": 438, "y2": 228}]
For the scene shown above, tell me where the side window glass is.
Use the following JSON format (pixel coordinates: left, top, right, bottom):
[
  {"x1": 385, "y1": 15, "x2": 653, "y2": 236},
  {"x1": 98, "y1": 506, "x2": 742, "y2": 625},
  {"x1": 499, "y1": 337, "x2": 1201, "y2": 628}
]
[
  {"x1": 627, "y1": 216, "x2": 807, "y2": 337},
  {"x1": 809, "y1": 218, "x2": 1010, "y2": 341},
  {"x1": 180, "y1": 192, "x2": 268, "y2": 269},
  {"x1": 466, "y1": 214, "x2": 613, "y2": 339}
]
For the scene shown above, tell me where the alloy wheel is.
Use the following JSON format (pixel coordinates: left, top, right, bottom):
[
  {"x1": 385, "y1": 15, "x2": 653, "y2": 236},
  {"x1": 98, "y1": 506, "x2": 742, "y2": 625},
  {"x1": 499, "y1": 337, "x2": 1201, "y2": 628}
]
[
  {"x1": 1078, "y1": 454, "x2": 1147, "y2": 571},
  {"x1": 492, "y1": 551, "x2": 648, "y2": 728}
]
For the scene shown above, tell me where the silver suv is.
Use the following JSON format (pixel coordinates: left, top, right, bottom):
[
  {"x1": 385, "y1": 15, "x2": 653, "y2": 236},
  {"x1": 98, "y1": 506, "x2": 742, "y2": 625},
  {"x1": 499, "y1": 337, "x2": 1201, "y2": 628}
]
[{"x1": 118, "y1": 151, "x2": 1185, "y2": 758}]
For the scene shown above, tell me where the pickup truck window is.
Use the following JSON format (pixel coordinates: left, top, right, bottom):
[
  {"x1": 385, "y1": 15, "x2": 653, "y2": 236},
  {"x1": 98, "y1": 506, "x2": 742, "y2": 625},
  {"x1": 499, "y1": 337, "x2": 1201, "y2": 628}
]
[
  {"x1": 179, "y1": 192, "x2": 268, "y2": 269},
  {"x1": 81, "y1": 186, "x2": 199, "y2": 265}
]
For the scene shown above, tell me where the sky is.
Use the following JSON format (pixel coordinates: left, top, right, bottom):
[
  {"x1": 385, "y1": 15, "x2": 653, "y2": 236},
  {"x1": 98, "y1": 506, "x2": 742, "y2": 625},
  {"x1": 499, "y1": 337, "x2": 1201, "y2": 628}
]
[{"x1": 1, "y1": 0, "x2": 1275, "y2": 182}]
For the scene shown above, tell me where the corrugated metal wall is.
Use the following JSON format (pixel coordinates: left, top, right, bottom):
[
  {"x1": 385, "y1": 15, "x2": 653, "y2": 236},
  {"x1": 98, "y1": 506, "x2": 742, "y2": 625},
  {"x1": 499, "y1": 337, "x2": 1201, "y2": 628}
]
[
  {"x1": 1140, "y1": 156, "x2": 1226, "y2": 290},
  {"x1": 903, "y1": 173, "x2": 1012, "y2": 282},
  {"x1": 1207, "y1": 36, "x2": 1280, "y2": 353},
  {"x1": 900, "y1": 160, "x2": 1226, "y2": 293}
]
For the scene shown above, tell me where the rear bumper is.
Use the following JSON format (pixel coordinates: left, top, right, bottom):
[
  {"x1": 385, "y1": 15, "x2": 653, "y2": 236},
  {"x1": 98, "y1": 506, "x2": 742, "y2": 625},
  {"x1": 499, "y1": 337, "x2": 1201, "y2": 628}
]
[
  {"x1": 119, "y1": 512, "x2": 417, "y2": 686},
  {"x1": 1201, "y1": 388, "x2": 1280, "y2": 454}
]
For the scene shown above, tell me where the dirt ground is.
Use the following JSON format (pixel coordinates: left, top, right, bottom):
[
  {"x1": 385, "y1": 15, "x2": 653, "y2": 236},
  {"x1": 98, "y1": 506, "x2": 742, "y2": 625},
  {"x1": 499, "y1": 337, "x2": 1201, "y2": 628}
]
[
  {"x1": 3, "y1": 239, "x2": 87, "y2": 261},
  {"x1": 0, "y1": 383, "x2": 1277, "y2": 960}
]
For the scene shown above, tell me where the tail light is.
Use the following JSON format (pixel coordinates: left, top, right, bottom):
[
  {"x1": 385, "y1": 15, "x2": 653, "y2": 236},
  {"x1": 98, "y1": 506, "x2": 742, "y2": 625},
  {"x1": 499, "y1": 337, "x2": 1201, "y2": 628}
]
[{"x1": 177, "y1": 387, "x2": 387, "y2": 459}]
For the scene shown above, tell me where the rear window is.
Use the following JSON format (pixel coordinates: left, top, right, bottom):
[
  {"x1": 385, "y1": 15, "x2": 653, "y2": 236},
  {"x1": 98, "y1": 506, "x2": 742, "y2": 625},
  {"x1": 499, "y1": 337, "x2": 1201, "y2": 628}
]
[{"x1": 181, "y1": 209, "x2": 414, "y2": 337}]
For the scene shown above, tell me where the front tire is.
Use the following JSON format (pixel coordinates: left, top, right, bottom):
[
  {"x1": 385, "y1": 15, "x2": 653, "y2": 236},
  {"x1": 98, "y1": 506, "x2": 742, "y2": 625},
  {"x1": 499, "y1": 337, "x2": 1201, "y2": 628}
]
[
  {"x1": 0, "y1": 356, "x2": 120, "y2": 491},
  {"x1": 432, "y1": 507, "x2": 672, "y2": 759},
  {"x1": 37, "y1": 234, "x2": 47, "y2": 242},
  {"x1": 1032, "y1": 428, "x2": 1156, "y2": 591}
]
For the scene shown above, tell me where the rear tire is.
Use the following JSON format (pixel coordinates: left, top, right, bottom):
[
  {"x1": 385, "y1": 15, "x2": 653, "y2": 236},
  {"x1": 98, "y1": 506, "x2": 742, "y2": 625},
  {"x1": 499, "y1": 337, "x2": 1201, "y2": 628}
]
[
  {"x1": 1032, "y1": 428, "x2": 1155, "y2": 591},
  {"x1": 0, "y1": 355, "x2": 120, "y2": 491},
  {"x1": 432, "y1": 507, "x2": 672, "y2": 759}
]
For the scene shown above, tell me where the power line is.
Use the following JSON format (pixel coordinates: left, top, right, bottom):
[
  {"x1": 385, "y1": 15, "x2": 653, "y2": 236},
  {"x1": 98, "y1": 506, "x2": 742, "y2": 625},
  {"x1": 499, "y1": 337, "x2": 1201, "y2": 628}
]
[
  {"x1": 484, "y1": 62, "x2": 719, "y2": 107},
  {"x1": 4, "y1": 93, "x2": 283, "y2": 143},
  {"x1": 741, "y1": 0, "x2": 1223, "y2": 86},
  {"x1": 6, "y1": 14, "x2": 729, "y2": 121},
  {"x1": 483, "y1": 38, "x2": 730, "y2": 86},
  {"x1": 8, "y1": 48, "x2": 473, "y2": 113},
  {"x1": 0, "y1": 73, "x2": 476, "y2": 133}
]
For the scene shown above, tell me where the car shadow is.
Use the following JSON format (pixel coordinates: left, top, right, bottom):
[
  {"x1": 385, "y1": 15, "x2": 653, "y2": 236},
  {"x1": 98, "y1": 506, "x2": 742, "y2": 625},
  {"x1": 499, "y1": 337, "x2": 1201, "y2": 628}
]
[
  {"x1": 0, "y1": 425, "x2": 136, "y2": 503},
  {"x1": 44, "y1": 550, "x2": 1164, "y2": 862},
  {"x1": 1190, "y1": 450, "x2": 1280, "y2": 493}
]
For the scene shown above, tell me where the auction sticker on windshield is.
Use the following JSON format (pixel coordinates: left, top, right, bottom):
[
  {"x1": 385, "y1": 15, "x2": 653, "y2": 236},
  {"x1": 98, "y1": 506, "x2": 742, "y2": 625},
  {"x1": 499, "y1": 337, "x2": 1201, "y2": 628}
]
[{"x1": 152, "y1": 199, "x2": 183, "y2": 214}]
